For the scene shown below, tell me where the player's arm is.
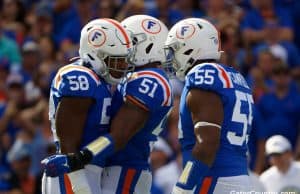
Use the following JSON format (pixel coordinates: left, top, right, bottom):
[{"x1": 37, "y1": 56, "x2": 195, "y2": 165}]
[
  {"x1": 174, "y1": 88, "x2": 223, "y2": 192},
  {"x1": 83, "y1": 97, "x2": 149, "y2": 161},
  {"x1": 110, "y1": 98, "x2": 149, "y2": 150},
  {"x1": 56, "y1": 97, "x2": 94, "y2": 153},
  {"x1": 80, "y1": 74, "x2": 168, "y2": 160},
  {"x1": 188, "y1": 88, "x2": 223, "y2": 165},
  {"x1": 41, "y1": 97, "x2": 94, "y2": 176}
]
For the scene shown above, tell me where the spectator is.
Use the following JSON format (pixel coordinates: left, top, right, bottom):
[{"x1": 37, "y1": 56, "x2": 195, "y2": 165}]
[
  {"x1": 146, "y1": 0, "x2": 182, "y2": 27},
  {"x1": 203, "y1": 0, "x2": 243, "y2": 29},
  {"x1": 257, "y1": 65, "x2": 300, "y2": 151},
  {"x1": 1, "y1": 0, "x2": 26, "y2": 45},
  {"x1": 36, "y1": 36, "x2": 58, "y2": 97},
  {"x1": 248, "y1": 109, "x2": 268, "y2": 174},
  {"x1": 28, "y1": 2, "x2": 57, "y2": 46},
  {"x1": 58, "y1": 0, "x2": 94, "y2": 50},
  {"x1": 5, "y1": 139, "x2": 36, "y2": 194},
  {"x1": 52, "y1": 0, "x2": 77, "y2": 44},
  {"x1": 0, "y1": 58, "x2": 10, "y2": 102},
  {"x1": 116, "y1": 0, "x2": 145, "y2": 21},
  {"x1": 170, "y1": 0, "x2": 203, "y2": 25},
  {"x1": 247, "y1": 49, "x2": 276, "y2": 91},
  {"x1": 260, "y1": 135, "x2": 300, "y2": 192},
  {"x1": 37, "y1": 36, "x2": 57, "y2": 70},
  {"x1": 0, "y1": 14, "x2": 22, "y2": 69},
  {"x1": 291, "y1": 0, "x2": 300, "y2": 50},
  {"x1": 20, "y1": 41, "x2": 42, "y2": 103},
  {"x1": 219, "y1": 22, "x2": 249, "y2": 72},
  {"x1": 0, "y1": 73, "x2": 26, "y2": 143},
  {"x1": 251, "y1": 20, "x2": 300, "y2": 79},
  {"x1": 241, "y1": 0, "x2": 294, "y2": 45},
  {"x1": 249, "y1": 67, "x2": 270, "y2": 102},
  {"x1": 96, "y1": 0, "x2": 118, "y2": 18}
]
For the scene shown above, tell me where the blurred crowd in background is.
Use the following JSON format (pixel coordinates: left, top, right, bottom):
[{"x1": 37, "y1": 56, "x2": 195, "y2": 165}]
[{"x1": 0, "y1": 0, "x2": 300, "y2": 193}]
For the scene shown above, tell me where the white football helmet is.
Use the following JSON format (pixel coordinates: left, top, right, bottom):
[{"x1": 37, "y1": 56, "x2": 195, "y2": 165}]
[
  {"x1": 121, "y1": 15, "x2": 169, "y2": 66},
  {"x1": 164, "y1": 18, "x2": 222, "y2": 80},
  {"x1": 79, "y1": 18, "x2": 133, "y2": 84}
]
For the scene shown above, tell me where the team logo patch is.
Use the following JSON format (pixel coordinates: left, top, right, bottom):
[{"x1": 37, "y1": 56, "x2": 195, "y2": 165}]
[
  {"x1": 88, "y1": 28, "x2": 106, "y2": 47},
  {"x1": 141, "y1": 19, "x2": 161, "y2": 34},
  {"x1": 176, "y1": 24, "x2": 196, "y2": 39}
]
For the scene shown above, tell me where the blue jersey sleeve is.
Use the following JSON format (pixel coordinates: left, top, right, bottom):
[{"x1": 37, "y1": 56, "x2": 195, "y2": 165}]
[
  {"x1": 54, "y1": 65, "x2": 100, "y2": 98},
  {"x1": 186, "y1": 63, "x2": 233, "y2": 94},
  {"x1": 123, "y1": 70, "x2": 172, "y2": 111}
]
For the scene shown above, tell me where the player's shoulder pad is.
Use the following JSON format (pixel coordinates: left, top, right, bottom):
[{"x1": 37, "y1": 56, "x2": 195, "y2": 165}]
[
  {"x1": 125, "y1": 68, "x2": 172, "y2": 110},
  {"x1": 186, "y1": 63, "x2": 233, "y2": 91},
  {"x1": 53, "y1": 63, "x2": 101, "y2": 90},
  {"x1": 53, "y1": 63, "x2": 101, "y2": 97}
]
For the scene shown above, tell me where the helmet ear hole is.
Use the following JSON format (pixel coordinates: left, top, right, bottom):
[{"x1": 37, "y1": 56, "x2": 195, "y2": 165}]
[
  {"x1": 87, "y1": 54, "x2": 95, "y2": 61},
  {"x1": 197, "y1": 24, "x2": 203, "y2": 30},
  {"x1": 145, "y1": 43, "x2": 153, "y2": 54},
  {"x1": 132, "y1": 37, "x2": 138, "y2": 46},
  {"x1": 183, "y1": 49, "x2": 193, "y2": 55}
]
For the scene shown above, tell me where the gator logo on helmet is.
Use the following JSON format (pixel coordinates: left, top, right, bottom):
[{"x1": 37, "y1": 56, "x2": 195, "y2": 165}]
[
  {"x1": 176, "y1": 24, "x2": 195, "y2": 39},
  {"x1": 88, "y1": 28, "x2": 107, "y2": 47},
  {"x1": 141, "y1": 19, "x2": 161, "y2": 34}
]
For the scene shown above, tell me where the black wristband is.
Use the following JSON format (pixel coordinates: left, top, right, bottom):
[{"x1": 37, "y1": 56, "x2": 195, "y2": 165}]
[{"x1": 67, "y1": 149, "x2": 93, "y2": 171}]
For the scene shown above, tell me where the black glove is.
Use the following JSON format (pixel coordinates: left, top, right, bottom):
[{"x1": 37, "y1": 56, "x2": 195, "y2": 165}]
[{"x1": 67, "y1": 149, "x2": 93, "y2": 171}]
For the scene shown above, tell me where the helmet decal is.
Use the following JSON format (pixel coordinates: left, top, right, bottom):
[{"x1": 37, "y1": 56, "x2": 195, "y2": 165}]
[
  {"x1": 176, "y1": 23, "x2": 195, "y2": 39},
  {"x1": 103, "y1": 18, "x2": 131, "y2": 48},
  {"x1": 141, "y1": 19, "x2": 162, "y2": 34},
  {"x1": 88, "y1": 28, "x2": 106, "y2": 48}
]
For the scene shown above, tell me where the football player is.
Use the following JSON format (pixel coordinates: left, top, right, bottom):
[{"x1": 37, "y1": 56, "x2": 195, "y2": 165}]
[
  {"x1": 42, "y1": 18, "x2": 133, "y2": 194},
  {"x1": 164, "y1": 18, "x2": 254, "y2": 194},
  {"x1": 100, "y1": 15, "x2": 173, "y2": 194},
  {"x1": 43, "y1": 15, "x2": 173, "y2": 194}
]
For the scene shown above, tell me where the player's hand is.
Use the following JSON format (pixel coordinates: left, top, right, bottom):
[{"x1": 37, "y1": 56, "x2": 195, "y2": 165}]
[
  {"x1": 41, "y1": 150, "x2": 93, "y2": 177},
  {"x1": 41, "y1": 155, "x2": 71, "y2": 177}
]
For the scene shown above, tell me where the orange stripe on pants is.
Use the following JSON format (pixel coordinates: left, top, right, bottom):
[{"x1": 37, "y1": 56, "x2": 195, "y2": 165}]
[
  {"x1": 64, "y1": 174, "x2": 74, "y2": 194},
  {"x1": 199, "y1": 177, "x2": 212, "y2": 194},
  {"x1": 122, "y1": 169, "x2": 137, "y2": 194}
]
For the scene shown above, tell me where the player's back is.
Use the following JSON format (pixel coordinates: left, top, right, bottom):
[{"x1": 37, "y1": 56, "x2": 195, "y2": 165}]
[
  {"x1": 49, "y1": 60, "x2": 112, "y2": 165},
  {"x1": 108, "y1": 68, "x2": 173, "y2": 169},
  {"x1": 179, "y1": 63, "x2": 253, "y2": 177}
]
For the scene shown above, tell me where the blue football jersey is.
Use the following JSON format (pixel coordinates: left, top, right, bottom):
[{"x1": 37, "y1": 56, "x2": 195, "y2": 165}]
[
  {"x1": 179, "y1": 63, "x2": 254, "y2": 177},
  {"x1": 107, "y1": 68, "x2": 173, "y2": 169},
  {"x1": 49, "y1": 60, "x2": 112, "y2": 166}
]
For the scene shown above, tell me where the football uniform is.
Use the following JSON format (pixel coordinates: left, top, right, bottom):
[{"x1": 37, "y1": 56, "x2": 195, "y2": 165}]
[
  {"x1": 101, "y1": 68, "x2": 173, "y2": 194},
  {"x1": 179, "y1": 63, "x2": 254, "y2": 193},
  {"x1": 43, "y1": 60, "x2": 112, "y2": 194}
]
